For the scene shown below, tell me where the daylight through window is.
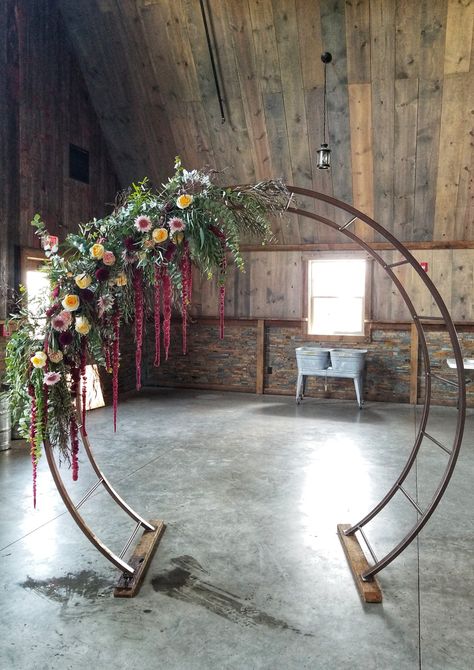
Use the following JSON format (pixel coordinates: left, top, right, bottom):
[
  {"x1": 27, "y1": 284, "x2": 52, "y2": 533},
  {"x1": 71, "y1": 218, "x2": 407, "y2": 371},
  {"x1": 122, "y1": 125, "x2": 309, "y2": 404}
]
[{"x1": 308, "y1": 259, "x2": 366, "y2": 336}]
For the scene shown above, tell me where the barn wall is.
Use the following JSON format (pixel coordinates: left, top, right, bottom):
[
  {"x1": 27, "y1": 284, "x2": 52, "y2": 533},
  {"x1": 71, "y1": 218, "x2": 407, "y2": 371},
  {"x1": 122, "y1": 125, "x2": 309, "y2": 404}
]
[
  {"x1": 143, "y1": 321, "x2": 474, "y2": 408},
  {"x1": 190, "y1": 248, "x2": 474, "y2": 323},
  {"x1": 0, "y1": 0, "x2": 118, "y2": 322}
]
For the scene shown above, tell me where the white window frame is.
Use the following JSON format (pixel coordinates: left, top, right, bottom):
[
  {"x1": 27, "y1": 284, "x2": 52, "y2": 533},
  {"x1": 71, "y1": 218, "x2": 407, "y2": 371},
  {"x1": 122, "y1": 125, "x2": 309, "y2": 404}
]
[{"x1": 307, "y1": 257, "x2": 368, "y2": 337}]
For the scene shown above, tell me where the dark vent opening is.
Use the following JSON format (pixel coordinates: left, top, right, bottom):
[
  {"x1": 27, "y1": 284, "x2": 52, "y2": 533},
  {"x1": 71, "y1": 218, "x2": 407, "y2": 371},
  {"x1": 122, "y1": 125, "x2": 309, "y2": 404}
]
[{"x1": 69, "y1": 144, "x2": 90, "y2": 184}]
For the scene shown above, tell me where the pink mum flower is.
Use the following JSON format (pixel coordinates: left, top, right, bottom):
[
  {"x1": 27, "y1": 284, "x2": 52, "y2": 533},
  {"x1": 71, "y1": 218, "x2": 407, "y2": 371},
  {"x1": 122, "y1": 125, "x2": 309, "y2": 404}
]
[
  {"x1": 134, "y1": 215, "x2": 152, "y2": 233},
  {"x1": 97, "y1": 295, "x2": 114, "y2": 318},
  {"x1": 169, "y1": 217, "x2": 186, "y2": 234},
  {"x1": 44, "y1": 371, "x2": 61, "y2": 386},
  {"x1": 122, "y1": 249, "x2": 138, "y2": 265},
  {"x1": 51, "y1": 310, "x2": 72, "y2": 332}
]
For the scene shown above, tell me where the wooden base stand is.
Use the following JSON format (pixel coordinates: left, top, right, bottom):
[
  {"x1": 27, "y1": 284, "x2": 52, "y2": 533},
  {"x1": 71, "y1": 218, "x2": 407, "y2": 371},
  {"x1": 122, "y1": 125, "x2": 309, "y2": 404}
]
[
  {"x1": 337, "y1": 524, "x2": 383, "y2": 603},
  {"x1": 114, "y1": 520, "x2": 166, "y2": 598}
]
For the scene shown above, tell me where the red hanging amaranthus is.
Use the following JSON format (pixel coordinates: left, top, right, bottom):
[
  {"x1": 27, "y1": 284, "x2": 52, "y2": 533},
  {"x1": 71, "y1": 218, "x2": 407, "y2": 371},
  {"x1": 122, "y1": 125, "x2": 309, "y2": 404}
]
[
  {"x1": 105, "y1": 343, "x2": 111, "y2": 372},
  {"x1": 162, "y1": 266, "x2": 172, "y2": 360},
  {"x1": 154, "y1": 265, "x2": 162, "y2": 367},
  {"x1": 80, "y1": 337, "x2": 87, "y2": 436},
  {"x1": 112, "y1": 309, "x2": 120, "y2": 433},
  {"x1": 133, "y1": 269, "x2": 144, "y2": 391},
  {"x1": 219, "y1": 255, "x2": 227, "y2": 340},
  {"x1": 70, "y1": 415, "x2": 79, "y2": 481},
  {"x1": 28, "y1": 382, "x2": 38, "y2": 508},
  {"x1": 43, "y1": 383, "x2": 49, "y2": 432},
  {"x1": 70, "y1": 367, "x2": 80, "y2": 481},
  {"x1": 180, "y1": 243, "x2": 191, "y2": 355}
]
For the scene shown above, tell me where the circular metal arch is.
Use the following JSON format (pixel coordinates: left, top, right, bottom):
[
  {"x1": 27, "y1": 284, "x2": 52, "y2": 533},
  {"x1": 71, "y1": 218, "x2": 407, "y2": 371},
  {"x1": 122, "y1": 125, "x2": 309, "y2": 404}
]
[{"x1": 287, "y1": 186, "x2": 466, "y2": 580}]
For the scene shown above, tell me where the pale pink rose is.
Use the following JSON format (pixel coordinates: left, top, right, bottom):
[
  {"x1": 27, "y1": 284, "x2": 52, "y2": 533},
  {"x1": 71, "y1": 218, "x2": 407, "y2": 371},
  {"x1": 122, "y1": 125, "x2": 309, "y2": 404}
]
[{"x1": 102, "y1": 250, "x2": 116, "y2": 266}]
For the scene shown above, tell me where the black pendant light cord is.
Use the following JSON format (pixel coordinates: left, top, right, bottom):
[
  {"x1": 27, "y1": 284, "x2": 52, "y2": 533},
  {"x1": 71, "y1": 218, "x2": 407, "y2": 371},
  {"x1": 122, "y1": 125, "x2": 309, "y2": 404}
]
[
  {"x1": 321, "y1": 52, "x2": 332, "y2": 145},
  {"x1": 323, "y1": 63, "x2": 327, "y2": 144},
  {"x1": 199, "y1": 0, "x2": 226, "y2": 124}
]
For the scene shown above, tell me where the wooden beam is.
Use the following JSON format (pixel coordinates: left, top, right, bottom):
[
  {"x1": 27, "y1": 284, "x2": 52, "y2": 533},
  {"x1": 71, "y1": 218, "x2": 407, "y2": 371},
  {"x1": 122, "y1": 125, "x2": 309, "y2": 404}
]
[
  {"x1": 189, "y1": 316, "x2": 474, "y2": 332},
  {"x1": 256, "y1": 319, "x2": 265, "y2": 394},
  {"x1": 337, "y1": 524, "x2": 383, "y2": 603},
  {"x1": 410, "y1": 323, "x2": 420, "y2": 404},
  {"x1": 240, "y1": 241, "x2": 474, "y2": 252},
  {"x1": 114, "y1": 520, "x2": 166, "y2": 598}
]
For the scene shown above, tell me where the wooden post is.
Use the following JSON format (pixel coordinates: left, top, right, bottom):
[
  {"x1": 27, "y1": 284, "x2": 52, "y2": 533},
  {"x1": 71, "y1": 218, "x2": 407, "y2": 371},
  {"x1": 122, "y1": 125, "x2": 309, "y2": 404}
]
[
  {"x1": 256, "y1": 319, "x2": 265, "y2": 394},
  {"x1": 410, "y1": 323, "x2": 419, "y2": 404}
]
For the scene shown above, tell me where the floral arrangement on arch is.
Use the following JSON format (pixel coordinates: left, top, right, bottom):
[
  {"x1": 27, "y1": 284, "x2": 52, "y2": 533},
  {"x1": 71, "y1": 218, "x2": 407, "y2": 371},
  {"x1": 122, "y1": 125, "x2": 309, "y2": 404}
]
[{"x1": 4, "y1": 159, "x2": 290, "y2": 505}]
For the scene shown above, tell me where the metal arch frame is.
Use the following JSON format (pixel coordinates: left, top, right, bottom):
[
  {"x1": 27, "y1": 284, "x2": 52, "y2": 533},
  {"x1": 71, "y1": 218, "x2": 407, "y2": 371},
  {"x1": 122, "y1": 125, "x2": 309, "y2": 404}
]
[
  {"x1": 41, "y1": 185, "x2": 466, "y2": 595},
  {"x1": 287, "y1": 186, "x2": 466, "y2": 583},
  {"x1": 43, "y1": 396, "x2": 161, "y2": 581}
]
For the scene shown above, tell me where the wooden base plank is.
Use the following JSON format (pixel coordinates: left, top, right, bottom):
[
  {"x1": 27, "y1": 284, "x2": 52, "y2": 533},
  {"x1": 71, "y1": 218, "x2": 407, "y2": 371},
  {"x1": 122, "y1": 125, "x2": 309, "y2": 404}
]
[
  {"x1": 114, "y1": 520, "x2": 166, "y2": 598},
  {"x1": 337, "y1": 524, "x2": 383, "y2": 603}
]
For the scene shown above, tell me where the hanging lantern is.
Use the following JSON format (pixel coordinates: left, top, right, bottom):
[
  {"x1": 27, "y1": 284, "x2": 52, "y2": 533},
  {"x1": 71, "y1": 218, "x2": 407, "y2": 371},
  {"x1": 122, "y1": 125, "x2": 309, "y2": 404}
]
[
  {"x1": 317, "y1": 52, "x2": 332, "y2": 171},
  {"x1": 316, "y1": 143, "x2": 331, "y2": 170}
]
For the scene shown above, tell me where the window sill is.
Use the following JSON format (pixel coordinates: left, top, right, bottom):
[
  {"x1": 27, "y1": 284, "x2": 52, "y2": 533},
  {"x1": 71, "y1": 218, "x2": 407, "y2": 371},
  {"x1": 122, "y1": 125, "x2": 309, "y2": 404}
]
[{"x1": 303, "y1": 333, "x2": 370, "y2": 344}]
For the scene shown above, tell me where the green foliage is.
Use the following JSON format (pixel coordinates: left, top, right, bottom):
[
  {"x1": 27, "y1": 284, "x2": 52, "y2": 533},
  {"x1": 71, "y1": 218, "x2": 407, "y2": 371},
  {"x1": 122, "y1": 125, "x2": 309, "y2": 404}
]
[{"x1": 3, "y1": 161, "x2": 290, "y2": 461}]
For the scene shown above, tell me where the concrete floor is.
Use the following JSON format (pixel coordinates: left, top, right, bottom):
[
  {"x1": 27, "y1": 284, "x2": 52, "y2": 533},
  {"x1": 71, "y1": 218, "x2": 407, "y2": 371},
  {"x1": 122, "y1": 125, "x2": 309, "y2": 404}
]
[{"x1": 0, "y1": 389, "x2": 473, "y2": 670}]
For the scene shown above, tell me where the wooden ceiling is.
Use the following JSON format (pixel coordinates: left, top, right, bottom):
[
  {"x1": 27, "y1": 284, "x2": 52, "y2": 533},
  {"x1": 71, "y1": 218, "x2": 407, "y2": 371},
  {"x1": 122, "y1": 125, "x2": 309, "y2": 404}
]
[{"x1": 58, "y1": 0, "x2": 473, "y2": 244}]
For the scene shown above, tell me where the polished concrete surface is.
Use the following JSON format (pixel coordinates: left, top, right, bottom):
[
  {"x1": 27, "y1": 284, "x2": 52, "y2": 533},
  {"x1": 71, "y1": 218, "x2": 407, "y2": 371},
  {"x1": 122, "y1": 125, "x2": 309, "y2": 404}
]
[{"x1": 0, "y1": 389, "x2": 473, "y2": 669}]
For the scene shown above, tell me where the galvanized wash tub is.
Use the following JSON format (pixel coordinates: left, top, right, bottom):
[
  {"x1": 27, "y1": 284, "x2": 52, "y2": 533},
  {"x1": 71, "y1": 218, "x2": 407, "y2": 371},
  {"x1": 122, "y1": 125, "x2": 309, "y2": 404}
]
[
  {"x1": 295, "y1": 347, "x2": 367, "y2": 408},
  {"x1": 330, "y1": 349, "x2": 367, "y2": 374},
  {"x1": 295, "y1": 347, "x2": 331, "y2": 373}
]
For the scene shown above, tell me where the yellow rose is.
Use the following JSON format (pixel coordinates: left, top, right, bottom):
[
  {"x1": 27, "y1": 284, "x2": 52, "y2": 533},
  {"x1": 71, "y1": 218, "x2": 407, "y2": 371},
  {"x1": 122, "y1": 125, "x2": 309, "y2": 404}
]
[
  {"x1": 90, "y1": 243, "x2": 105, "y2": 260},
  {"x1": 75, "y1": 316, "x2": 91, "y2": 335},
  {"x1": 176, "y1": 194, "x2": 193, "y2": 209},
  {"x1": 75, "y1": 273, "x2": 92, "y2": 289},
  {"x1": 152, "y1": 227, "x2": 168, "y2": 243},
  {"x1": 31, "y1": 350, "x2": 47, "y2": 368},
  {"x1": 115, "y1": 273, "x2": 127, "y2": 287},
  {"x1": 62, "y1": 294, "x2": 80, "y2": 311}
]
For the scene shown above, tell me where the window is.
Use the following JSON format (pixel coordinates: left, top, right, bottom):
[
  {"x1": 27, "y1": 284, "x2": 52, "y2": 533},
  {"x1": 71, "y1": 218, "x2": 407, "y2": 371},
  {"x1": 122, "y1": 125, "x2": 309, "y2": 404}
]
[
  {"x1": 22, "y1": 249, "x2": 49, "y2": 322},
  {"x1": 308, "y1": 258, "x2": 367, "y2": 336},
  {"x1": 21, "y1": 248, "x2": 104, "y2": 410},
  {"x1": 69, "y1": 144, "x2": 90, "y2": 183}
]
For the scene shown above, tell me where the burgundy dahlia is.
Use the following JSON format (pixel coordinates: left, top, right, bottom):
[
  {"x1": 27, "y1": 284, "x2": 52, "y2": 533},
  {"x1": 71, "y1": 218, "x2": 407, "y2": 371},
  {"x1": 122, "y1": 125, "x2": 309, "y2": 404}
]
[
  {"x1": 95, "y1": 267, "x2": 110, "y2": 282},
  {"x1": 59, "y1": 331, "x2": 73, "y2": 347},
  {"x1": 124, "y1": 236, "x2": 136, "y2": 251},
  {"x1": 80, "y1": 288, "x2": 94, "y2": 302}
]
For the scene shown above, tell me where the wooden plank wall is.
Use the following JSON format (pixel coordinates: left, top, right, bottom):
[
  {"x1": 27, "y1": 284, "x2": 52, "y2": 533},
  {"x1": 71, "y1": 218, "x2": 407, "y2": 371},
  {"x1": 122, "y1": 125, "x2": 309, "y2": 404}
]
[
  {"x1": 0, "y1": 0, "x2": 118, "y2": 318},
  {"x1": 0, "y1": 2, "x2": 19, "y2": 319},
  {"x1": 57, "y1": 0, "x2": 473, "y2": 244},
  {"x1": 191, "y1": 248, "x2": 474, "y2": 323},
  {"x1": 16, "y1": 0, "x2": 118, "y2": 248}
]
